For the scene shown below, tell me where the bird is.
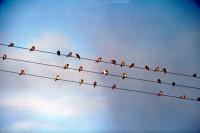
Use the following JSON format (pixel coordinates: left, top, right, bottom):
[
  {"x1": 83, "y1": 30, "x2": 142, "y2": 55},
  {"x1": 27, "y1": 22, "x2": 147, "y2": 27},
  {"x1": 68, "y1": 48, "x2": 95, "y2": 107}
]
[
  {"x1": 102, "y1": 69, "x2": 108, "y2": 76},
  {"x1": 129, "y1": 63, "x2": 134, "y2": 68},
  {"x1": 63, "y1": 64, "x2": 69, "y2": 69},
  {"x1": 172, "y1": 82, "x2": 176, "y2": 87},
  {"x1": 112, "y1": 84, "x2": 116, "y2": 90},
  {"x1": 30, "y1": 46, "x2": 35, "y2": 52},
  {"x1": 122, "y1": 73, "x2": 127, "y2": 79},
  {"x1": 179, "y1": 95, "x2": 186, "y2": 99},
  {"x1": 120, "y1": 61, "x2": 125, "y2": 67},
  {"x1": 157, "y1": 91, "x2": 164, "y2": 96},
  {"x1": 197, "y1": 97, "x2": 200, "y2": 101},
  {"x1": 154, "y1": 66, "x2": 160, "y2": 72},
  {"x1": 145, "y1": 65, "x2": 150, "y2": 71},
  {"x1": 96, "y1": 57, "x2": 102, "y2": 63},
  {"x1": 19, "y1": 69, "x2": 25, "y2": 76},
  {"x1": 193, "y1": 73, "x2": 197, "y2": 78},
  {"x1": 8, "y1": 43, "x2": 14, "y2": 47},
  {"x1": 57, "y1": 50, "x2": 61, "y2": 56},
  {"x1": 79, "y1": 79, "x2": 84, "y2": 85},
  {"x1": 157, "y1": 79, "x2": 161, "y2": 83},
  {"x1": 162, "y1": 68, "x2": 167, "y2": 74},
  {"x1": 2, "y1": 54, "x2": 7, "y2": 60},
  {"x1": 66, "y1": 52, "x2": 72, "y2": 57},
  {"x1": 111, "y1": 60, "x2": 116, "y2": 65},
  {"x1": 55, "y1": 75, "x2": 60, "y2": 81},
  {"x1": 78, "y1": 66, "x2": 83, "y2": 72},
  {"x1": 76, "y1": 53, "x2": 80, "y2": 60},
  {"x1": 93, "y1": 81, "x2": 97, "y2": 88}
]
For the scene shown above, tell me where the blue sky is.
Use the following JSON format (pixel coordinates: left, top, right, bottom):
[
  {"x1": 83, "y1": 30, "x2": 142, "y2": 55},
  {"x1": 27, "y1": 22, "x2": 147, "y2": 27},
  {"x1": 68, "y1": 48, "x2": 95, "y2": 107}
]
[{"x1": 0, "y1": 0, "x2": 200, "y2": 132}]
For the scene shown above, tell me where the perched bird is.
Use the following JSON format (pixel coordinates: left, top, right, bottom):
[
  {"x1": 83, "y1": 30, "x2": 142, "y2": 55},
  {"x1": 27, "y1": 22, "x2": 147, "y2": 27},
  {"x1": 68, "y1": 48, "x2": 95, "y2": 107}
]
[
  {"x1": 102, "y1": 69, "x2": 109, "y2": 76},
  {"x1": 66, "y1": 52, "x2": 72, "y2": 57},
  {"x1": 55, "y1": 75, "x2": 60, "y2": 81},
  {"x1": 172, "y1": 82, "x2": 176, "y2": 87},
  {"x1": 122, "y1": 73, "x2": 127, "y2": 79},
  {"x1": 78, "y1": 66, "x2": 83, "y2": 72},
  {"x1": 79, "y1": 79, "x2": 84, "y2": 85},
  {"x1": 19, "y1": 69, "x2": 25, "y2": 76},
  {"x1": 57, "y1": 50, "x2": 61, "y2": 56},
  {"x1": 30, "y1": 46, "x2": 35, "y2": 52},
  {"x1": 112, "y1": 84, "x2": 116, "y2": 90},
  {"x1": 154, "y1": 66, "x2": 160, "y2": 72},
  {"x1": 162, "y1": 68, "x2": 167, "y2": 74},
  {"x1": 111, "y1": 60, "x2": 116, "y2": 65},
  {"x1": 96, "y1": 57, "x2": 102, "y2": 63},
  {"x1": 157, "y1": 91, "x2": 164, "y2": 96},
  {"x1": 179, "y1": 95, "x2": 186, "y2": 99},
  {"x1": 63, "y1": 64, "x2": 69, "y2": 69},
  {"x1": 76, "y1": 53, "x2": 80, "y2": 60},
  {"x1": 93, "y1": 81, "x2": 97, "y2": 88},
  {"x1": 120, "y1": 61, "x2": 125, "y2": 67},
  {"x1": 193, "y1": 73, "x2": 197, "y2": 78},
  {"x1": 145, "y1": 65, "x2": 150, "y2": 71},
  {"x1": 129, "y1": 63, "x2": 134, "y2": 68},
  {"x1": 8, "y1": 43, "x2": 14, "y2": 47},
  {"x1": 2, "y1": 54, "x2": 7, "y2": 60},
  {"x1": 197, "y1": 97, "x2": 200, "y2": 101},
  {"x1": 157, "y1": 79, "x2": 161, "y2": 83}
]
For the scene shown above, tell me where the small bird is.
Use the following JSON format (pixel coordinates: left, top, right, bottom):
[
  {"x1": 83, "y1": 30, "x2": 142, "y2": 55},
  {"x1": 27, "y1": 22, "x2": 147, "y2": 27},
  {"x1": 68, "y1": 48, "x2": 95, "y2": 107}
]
[
  {"x1": 8, "y1": 43, "x2": 14, "y2": 47},
  {"x1": 112, "y1": 84, "x2": 116, "y2": 90},
  {"x1": 145, "y1": 65, "x2": 150, "y2": 71},
  {"x1": 102, "y1": 69, "x2": 109, "y2": 76},
  {"x1": 30, "y1": 46, "x2": 35, "y2": 52},
  {"x1": 157, "y1": 79, "x2": 161, "y2": 83},
  {"x1": 120, "y1": 61, "x2": 125, "y2": 67},
  {"x1": 154, "y1": 66, "x2": 160, "y2": 72},
  {"x1": 66, "y1": 52, "x2": 72, "y2": 57},
  {"x1": 162, "y1": 68, "x2": 167, "y2": 74},
  {"x1": 57, "y1": 50, "x2": 61, "y2": 56},
  {"x1": 78, "y1": 66, "x2": 83, "y2": 72},
  {"x1": 172, "y1": 82, "x2": 176, "y2": 87},
  {"x1": 122, "y1": 73, "x2": 127, "y2": 79},
  {"x1": 157, "y1": 91, "x2": 164, "y2": 96},
  {"x1": 111, "y1": 60, "x2": 116, "y2": 65},
  {"x1": 63, "y1": 64, "x2": 69, "y2": 69},
  {"x1": 197, "y1": 97, "x2": 200, "y2": 101},
  {"x1": 55, "y1": 75, "x2": 60, "y2": 81},
  {"x1": 79, "y1": 79, "x2": 84, "y2": 85},
  {"x1": 96, "y1": 57, "x2": 102, "y2": 63},
  {"x1": 2, "y1": 54, "x2": 7, "y2": 60},
  {"x1": 19, "y1": 69, "x2": 25, "y2": 76},
  {"x1": 129, "y1": 63, "x2": 134, "y2": 68},
  {"x1": 93, "y1": 81, "x2": 97, "y2": 88},
  {"x1": 179, "y1": 95, "x2": 186, "y2": 99},
  {"x1": 76, "y1": 53, "x2": 80, "y2": 60},
  {"x1": 193, "y1": 73, "x2": 197, "y2": 78}
]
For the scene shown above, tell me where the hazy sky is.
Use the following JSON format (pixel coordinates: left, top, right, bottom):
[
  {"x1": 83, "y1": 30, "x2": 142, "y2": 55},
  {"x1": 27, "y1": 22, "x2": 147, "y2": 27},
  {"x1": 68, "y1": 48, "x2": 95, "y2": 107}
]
[{"x1": 0, "y1": 0, "x2": 200, "y2": 132}]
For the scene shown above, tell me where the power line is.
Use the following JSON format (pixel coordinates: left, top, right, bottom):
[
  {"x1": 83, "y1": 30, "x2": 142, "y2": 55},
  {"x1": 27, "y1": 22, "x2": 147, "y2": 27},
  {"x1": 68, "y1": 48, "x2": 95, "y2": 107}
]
[
  {"x1": 0, "y1": 69, "x2": 199, "y2": 102},
  {"x1": 0, "y1": 43, "x2": 199, "y2": 79},
  {"x1": 1, "y1": 56, "x2": 200, "y2": 90}
]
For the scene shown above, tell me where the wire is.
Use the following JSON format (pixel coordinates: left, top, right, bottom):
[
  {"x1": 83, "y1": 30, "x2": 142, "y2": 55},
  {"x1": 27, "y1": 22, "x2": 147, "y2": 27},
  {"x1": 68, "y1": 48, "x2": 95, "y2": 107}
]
[
  {"x1": 1, "y1": 56, "x2": 200, "y2": 90},
  {"x1": 0, "y1": 43, "x2": 199, "y2": 79},
  {"x1": 0, "y1": 69, "x2": 199, "y2": 102}
]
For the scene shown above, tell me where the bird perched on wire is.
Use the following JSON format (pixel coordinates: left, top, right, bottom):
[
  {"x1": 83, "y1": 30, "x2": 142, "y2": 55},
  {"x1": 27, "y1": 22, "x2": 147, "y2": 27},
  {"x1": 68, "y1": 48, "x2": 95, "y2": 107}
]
[
  {"x1": 102, "y1": 69, "x2": 109, "y2": 76},
  {"x1": 8, "y1": 43, "x2": 14, "y2": 47},
  {"x1": 129, "y1": 63, "x2": 134, "y2": 68},
  {"x1": 154, "y1": 66, "x2": 160, "y2": 72},
  {"x1": 193, "y1": 73, "x2": 197, "y2": 78},
  {"x1": 76, "y1": 53, "x2": 80, "y2": 60},
  {"x1": 157, "y1": 79, "x2": 161, "y2": 83},
  {"x1": 145, "y1": 65, "x2": 150, "y2": 71},
  {"x1": 122, "y1": 73, "x2": 127, "y2": 79},
  {"x1": 79, "y1": 79, "x2": 84, "y2": 85},
  {"x1": 162, "y1": 68, "x2": 167, "y2": 74},
  {"x1": 96, "y1": 57, "x2": 102, "y2": 63},
  {"x1": 57, "y1": 50, "x2": 61, "y2": 56},
  {"x1": 78, "y1": 66, "x2": 83, "y2": 72},
  {"x1": 157, "y1": 91, "x2": 164, "y2": 96},
  {"x1": 172, "y1": 82, "x2": 176, "y2": 87},
  {"x1": 112, "y1": 84, "x2": 116, "y2": 90},
  {"x1": 30, "y1": 46, "x2": 35, "y2": 52},
  {"x1": 179, "y1": 95, "x2": 186, "y2": 99},
  {"x1": 120, "y1": 61, "x2": 125, "y2": 67},
  {"x1": 2, "y1": 54, "x2": 7, "y2": 60},
  {"x1": 55, "y1": 75, "x2": 60, "y2": 81},
  {"x1": 66, "y1": 52, "x2": 72, "y2": 57},
  {"x1": 19, "y1": 69, "x2": 25, "y2": 76},
  {"x1": 93, "y1": 81, "x2": 97, "y2": 88},
  {"x1": 63, "y1": 64, "x2": 69, "y2": 69},
  {"x1": 111, "y1": 60, "x2": 116, "y2": 65}
]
